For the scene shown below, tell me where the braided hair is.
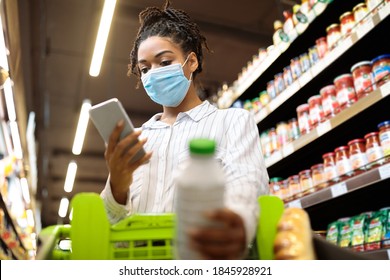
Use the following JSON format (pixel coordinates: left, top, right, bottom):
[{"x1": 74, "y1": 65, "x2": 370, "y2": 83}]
[{"x1": 129, "y1": 0, "x2": 209, "y2": 82}]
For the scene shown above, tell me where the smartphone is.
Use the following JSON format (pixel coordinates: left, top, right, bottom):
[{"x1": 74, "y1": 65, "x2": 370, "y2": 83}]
[{"x1": 89, "y1": 98, "x2": 146, "y2": 164}]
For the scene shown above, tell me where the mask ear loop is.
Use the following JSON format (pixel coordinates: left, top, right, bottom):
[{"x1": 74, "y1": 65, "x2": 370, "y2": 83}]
[{"x1": 182, "y1": 55, "x2": 193, "y2": 82}]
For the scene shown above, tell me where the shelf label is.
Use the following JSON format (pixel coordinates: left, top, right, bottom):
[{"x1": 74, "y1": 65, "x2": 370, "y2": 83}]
[
  {"x1": 379, "y1": 2, "x2": 390, "y2": 20},
  {"x1": 317, "y1": 121, "x2": 331, "y2": 136},
  {"x1": 356, "y1": 18, "x2": 375, "y2": 39},
  {"x1": 282, "y1": 143, "x2": 294, "y2": 157},
  {"x1": 288, "y1": 199, "x2": 302, "y2": 209},
  {"x1": 331, "y1": 182, "x2": 348, "y2": 198},
  {"x1": 380, "y1": 81, "x2": 390, "y2": 97},
  {"x1": 379, "y1": 164, "x2": 390, "y2": 180}
]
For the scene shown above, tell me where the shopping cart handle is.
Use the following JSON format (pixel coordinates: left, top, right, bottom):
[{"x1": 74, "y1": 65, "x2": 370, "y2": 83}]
[{"x1": 36, "y1": 224, "x2": 71, "y2": 260}]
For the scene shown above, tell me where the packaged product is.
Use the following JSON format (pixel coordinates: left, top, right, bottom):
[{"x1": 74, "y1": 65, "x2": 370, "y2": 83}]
[
  {"x1": 380, "y1": 207, "x2": 390, "y2": 249},
  {"x1": 338, "y1": 217, "x2": 353, "y2": 248},
  {"x1": 364, "y1": 210, "x2": 386, "y2": 250},
  {"x1": 326, "y1": 220, "x2": 339, "y2": 245},
  {"x1": 350, "y1": 214, "x2": 369, "y2": 252}
]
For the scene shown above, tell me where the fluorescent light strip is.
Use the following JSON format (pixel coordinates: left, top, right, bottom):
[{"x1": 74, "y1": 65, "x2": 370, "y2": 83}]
[
  {"x1": 89, "y1": 0, "x2": 117, "y2": 77},
  {"x1": 72, "y1": 99, "x2": 91, "y2": 155},
  {"x1": 20, "y1": 177, "x2": 31, "y2": 203},
  {"x1": 9, "y1": 121, "x2": 23, "y2": 159},
  {"x1": 64, "y1": 160, "x2": 77, "y2": 193},
  {"x1": 4, "y1": 78, "x2": 16, "y2": 121},
  {"x1": 58, "y1": 197, "x2": 69, "y2": 218}
]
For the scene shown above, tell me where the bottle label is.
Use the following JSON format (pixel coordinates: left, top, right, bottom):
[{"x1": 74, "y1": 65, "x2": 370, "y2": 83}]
[
  {"x1": 354, "y1": 74, "x2": 375, "y2": 95},
  {"x1": 379, "y1": 131, "x2": 390, "y2": 156},
  {"x1": 366, "y1": 146, "x2": 384, "y2": 162},
  {"x1": 336, "y1": 158, "x2": 353, "y2": 175},
  {"x1": 324, "y1": 166, "x2": 338, "y2": 181},
  {"x1": 336, "y1": 87, "x2": 355, "y2": 106},
  {"x1": 350, "y1": 153, "x2": 368, "y2": 170}
]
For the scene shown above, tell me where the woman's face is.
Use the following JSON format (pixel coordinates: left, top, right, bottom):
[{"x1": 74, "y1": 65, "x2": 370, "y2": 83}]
[{"x1": 137, "y1": 36, "x2": 189, "y2": 77}]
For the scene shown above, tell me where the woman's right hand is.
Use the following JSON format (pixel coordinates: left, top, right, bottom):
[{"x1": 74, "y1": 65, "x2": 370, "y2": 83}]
[{"x1": 105, "y1": 120, "x2": 152, "y2": 204}]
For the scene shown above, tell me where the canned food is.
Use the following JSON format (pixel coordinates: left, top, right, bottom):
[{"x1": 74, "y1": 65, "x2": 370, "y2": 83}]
[
  {"x1": 334, "y1": 74, "x2": 357, "y2": 110},
  {"x1": 371, "y1": 54, "x2": 390, "y2": 87},
  {"x1": 350, "y1": 61, "x2": 376, "y2": 99}
]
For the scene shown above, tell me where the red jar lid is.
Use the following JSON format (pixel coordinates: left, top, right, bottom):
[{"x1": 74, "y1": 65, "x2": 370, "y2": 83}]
[
  {"x1": 364, "y1": 132, "x2": 379, "y2": 139},
  {"x1": 311, "y1": 163, "x2": 324, "y2": 169},
  {"x1": 308, "y1": 95, "x2": 322, "y2": 103},
  {"x1": 348, "y1": 138, "x2": 365, "y2": 146},
  {"x1": 299, "y1": 169, "x2": 311, "y2": 175},
  {"x1": 322, "y1": 152, "x2": 335, "y2": 158},
  {"x1": 334, "y1": 73, "x2": 353, "y2": 84},
  {"x1": 334, "y1": 146, "x2": 349, "y2": 152},
  {"x1": 296, "y1": 103, "x2": 309, "y2": 112},
  {"x1": 350, "y1": 61, "x2": 372, "y2": 73},
  {"x1": 339, "y1": 11, "x2": 354, "y2": 21}
]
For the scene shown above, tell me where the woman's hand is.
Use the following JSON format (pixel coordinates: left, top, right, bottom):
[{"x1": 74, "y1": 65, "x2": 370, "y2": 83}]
[
  {"x1": 105, "y1": 120, "x2": 152, "y2": 204},
  {"x1": 189, "y1": 208, "x2": 246, "y2": 260}
]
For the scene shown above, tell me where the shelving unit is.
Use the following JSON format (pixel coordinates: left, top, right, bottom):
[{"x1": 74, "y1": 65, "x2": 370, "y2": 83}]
[{"x1": 220, "y1": 0, "x2": 390, "y2": 259}]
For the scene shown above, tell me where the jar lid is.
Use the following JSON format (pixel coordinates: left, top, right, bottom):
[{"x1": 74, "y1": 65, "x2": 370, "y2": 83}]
[
  {"x1": 316, "y1": 36, "x2": 327, "y2": 43},
  {"x1": 334, "y1": 73, "x2": 353, "y2": 83},
  {"x1": 350, "y1": 60, "x2": 372, "y2": 73},
  {"x1": 296, "y1": 103, "x2": 309, "y2": 112},
  {"x1": 347, "y1": 138, "x2": 365, "y2": 146},
  {"x1": 326, "y1": 23, "x2": 340, "y2": 32},
  {"x1": 274, "y1": 72, "x2": 283, "y2": 78},
  {"x1": 299, "y1": 169, "x2": 311, "y2": 175},
  {"x1": 378, "y1": 120, "x2": 390, "y2": 129},
  {"x1": 311, "y1": 163, "x2": 324, "y2": 169},
  {"x1": 269, "y1": 177, "x2": 284, "y2": 183},
  {"x1": 288, "y1": 174, "x2": 299, "y2": 180},
  {"x1": 364, "y1": 131, "x2": 379, "y2": 139},
  {"x1": 334, "y1": 146, "x2": 349, "y2": 152},
  {"x1": 372, "y1": 54, "x2": 390, "y2": 64},
  {"x1": 339, "y1": 11, "x2": 353, "y2": 21},
  {"x1": 353, "y1": 3, "x2": 367, "y2": 12},
  {"x1": 320, "y1": 85, "x2": 336, "y2": 94},
  {"x1": 322, "y1": 152, "x2": 335, "y2": 158},
  {"x1": 308, "y1": 95, "x2": 322, "y2": 103}
]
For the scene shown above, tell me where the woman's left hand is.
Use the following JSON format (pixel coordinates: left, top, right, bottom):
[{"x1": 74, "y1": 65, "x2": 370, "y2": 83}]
[{"x1": 189, "y1": 208, "x2": 246, "y2": 260}]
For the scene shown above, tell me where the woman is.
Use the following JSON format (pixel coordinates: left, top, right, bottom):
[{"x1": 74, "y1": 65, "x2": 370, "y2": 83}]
[{"x1": 101, "y1": 0, "x2": 269, "y2": 260}]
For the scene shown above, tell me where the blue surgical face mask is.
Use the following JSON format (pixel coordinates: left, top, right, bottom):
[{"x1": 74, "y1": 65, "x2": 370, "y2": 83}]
[{"x1": 141, "y1": 57, "x2": 192, "y2": 107}]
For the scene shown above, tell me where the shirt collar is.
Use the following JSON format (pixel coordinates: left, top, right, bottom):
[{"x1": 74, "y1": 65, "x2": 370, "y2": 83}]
[{"x1": 142, "y1": 101, "x2": 217, "y2": 129}]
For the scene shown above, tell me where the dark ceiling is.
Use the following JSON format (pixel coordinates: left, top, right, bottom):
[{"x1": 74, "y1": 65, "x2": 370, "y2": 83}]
[{"x1": 15, "y1": 0, "x2": 294, "y2": 227}]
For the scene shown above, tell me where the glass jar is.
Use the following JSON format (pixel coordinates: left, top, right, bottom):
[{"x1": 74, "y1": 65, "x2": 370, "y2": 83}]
[
  {"x1": 288, "y1": 174, "x2": 301, "y2": 197},
  {"x1": 334, "y1": 146, "x2": 354, "y2": 178},
  {"x1": 323, "y1": 152, "x2": 339, "y2": 182},
  {"x1": 288, "y1": 118, "x2": 300, "y2": 141},
  {"x1": 296, "y1": 103, "x2": 311, "y2": 135},
  {"x1": 366, "y1": 0, "x2": 385, "y2": 13},
  {"x1": 299, "y1": 169, "x2": 314, "y2": 193},
  {"x1": 320, "y1": 84, "x2": 340, "y2": 119},
  {"x1": 269, "y1": 177, "x2": 284, "y2": 197},
  {"x1": 326, "y1": 23, "x2": 341, "y2": 50},
  {"x1": 308, "y1": 45, "x2": 319, "y2": 66},
  {"x1": 351, "y1": 61, "x2": 376, "y2": 99},
  {"x1": 276, "y1": 121, "x2": 289, "y2": 148},
  {"x1": 300, "y1": 52, "x2": 311, "y2": 73},
  {"x1": 339, "y1": 11, "x2": 355, "y2": 36},
  {"x1": 308, "y1": 95, "x2": 324, "y2": 128},
  {"x1": 283, "y1": 66, "x2": 294, "y2": 86},
  {"x1": 311, "y1": 163, "x2": 325, "y2": 187},
  {"x1": 260, "y1": 131, "x2": 272, "y2": 158},
  {"x1": 353, "y1": 3, "x2": 369, "y2": 24},
  {"x1": 274, "y1": 73, "x2": 286, "y2": 95},
  {"x1": 269, "y1": 128, "x2": 279, "y2": 155},
  {"x1": 334, "y1": 74, "x2": 357, "y2": 110},
  {"x1": 348, "y1": 138, "x2": 368, "y2": 172},
  {"x1": 371, "y1": 54, "x2": 390, "y2": 87},
  {"x1": 279, "y1": 179, "x2": 290, "y2": 200},
  {"x1": 291, "y1": 57, "x2": 303, "y2": 80},
  {"x1": 267, "y1": 80, "x2": 277, "y2": 99},
  {"x1": 315, "y1": 37, "x2": 328, "y2": 59},
  {"x1": 378, "y1": 120, "x2": 390, "y2": 158},
  {"x1": 364, "y1": 132, "x2": 385, "y2": 165}
]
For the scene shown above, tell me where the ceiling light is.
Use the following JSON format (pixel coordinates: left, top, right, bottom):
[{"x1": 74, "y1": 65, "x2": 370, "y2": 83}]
[
  {"x1": 64, "y1": 160, "x2": 77, "y2": 193},
  {"x1": 58, "y1": 197, "x2": 69, "y2": 218},
  {"x1": 72, "y1": 99, "x2": 91, "y2": 155},
  {"x1": 89, "y1": 0, "x2": 117, "y2": 77}
]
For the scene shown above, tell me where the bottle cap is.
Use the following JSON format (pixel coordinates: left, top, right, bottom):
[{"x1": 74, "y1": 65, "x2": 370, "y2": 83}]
[
  {"x1": 189, "y1": 139, "x2": 216, "y2": 155},
  {"x1": 274, "y1": 20, "x2": 283, "y2": 30}
]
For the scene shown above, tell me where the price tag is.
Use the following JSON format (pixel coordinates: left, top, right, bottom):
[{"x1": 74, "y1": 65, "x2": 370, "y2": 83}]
[
  {"x1": 331, "y1": 182, "x2": 348, "y2": 198},
  {"x1": 379, "y1": 2, "x2": 390, "y2": 20},
  {"x1": 317, "y1": 121, "x2": 331, "y2": 136},
  {"x1": 356, "y1": 18, "x2": 375, "y2": 39},
  {"x1": 380, "y1": 81, "x2": 390, "y2": 97},
  {"x1": 282, "y1": 143, "x2": 294, "y2": 157},
  {"x1": 288, "y1": 199, "x2": 302, "y2": 209},
  {"x1": 379, "y1": 164, "x2": 390, "y2": 180}
]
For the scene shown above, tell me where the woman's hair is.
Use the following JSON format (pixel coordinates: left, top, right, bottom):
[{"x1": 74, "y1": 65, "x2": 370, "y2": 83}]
[{"x1": 128, "y1": 0, "x2": 209, "y2": 81}]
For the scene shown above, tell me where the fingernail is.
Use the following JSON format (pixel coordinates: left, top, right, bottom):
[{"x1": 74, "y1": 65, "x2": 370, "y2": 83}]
[{"x1": 117, "y1": 119, "x2": 124, "y2": 126}]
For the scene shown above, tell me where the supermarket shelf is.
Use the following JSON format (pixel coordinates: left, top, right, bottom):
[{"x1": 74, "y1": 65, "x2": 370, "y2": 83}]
[
  {"x1": 284, "y1": 162, "x2": 390, "y2": 209},
  {"x1": 254, "y1": 4, "x2": 389, "y2": 125},
  {"x1": 361, "y1": 248, "x2": 390, "y2": 260},
  {"x1": 264, "y1": 81, "x2": 390, "y2": 168}
]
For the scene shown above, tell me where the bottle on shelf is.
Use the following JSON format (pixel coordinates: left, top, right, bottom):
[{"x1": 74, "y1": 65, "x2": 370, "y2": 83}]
[
  {"x1": 174, "y1": 138, "x2": 225, "y2": 260},
  {"x1": 272, "y1": 20, "x2": 289, "y2": 52},
  {"x1": 283, "y1": 10, "x2": 298, "y2": 42}
]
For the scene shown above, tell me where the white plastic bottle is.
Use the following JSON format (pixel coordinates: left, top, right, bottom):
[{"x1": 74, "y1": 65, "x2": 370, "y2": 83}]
[{"x1": 174, "y1": 138, "x2": 225, "y2": 259}]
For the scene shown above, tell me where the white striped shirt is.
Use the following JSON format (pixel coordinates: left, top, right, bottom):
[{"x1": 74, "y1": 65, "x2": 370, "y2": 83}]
[{"x1": 101, "y1": 101, "x2": 269, "y2": 244}]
